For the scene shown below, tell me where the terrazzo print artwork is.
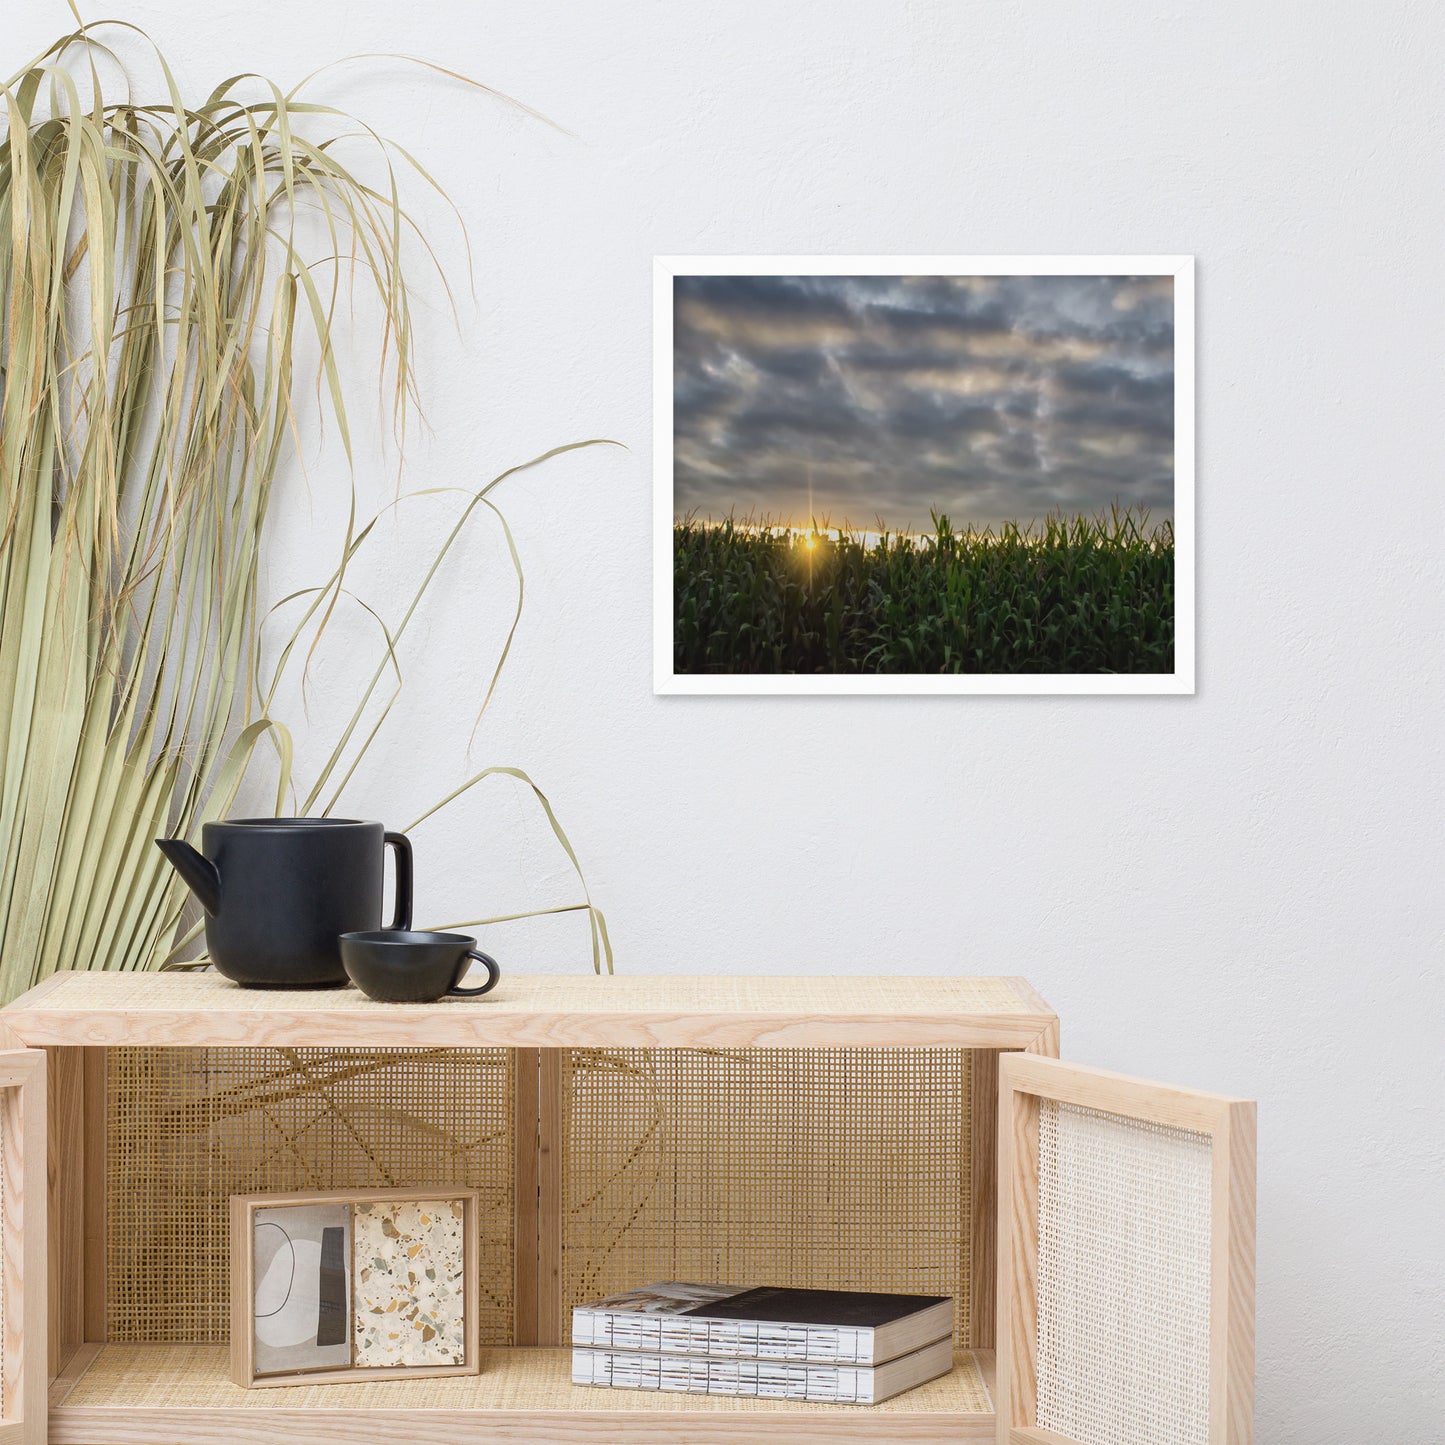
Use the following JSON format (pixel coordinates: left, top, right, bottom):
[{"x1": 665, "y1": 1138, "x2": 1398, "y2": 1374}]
[{"x1": 352, "y1": 1198, "x2": 468, "y2": 1367}]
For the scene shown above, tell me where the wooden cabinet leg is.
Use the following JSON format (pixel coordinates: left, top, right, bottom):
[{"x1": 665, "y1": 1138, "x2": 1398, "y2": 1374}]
[
  {"x1": 48, "y1": 1047, "x2": 83, "y2": 1376},
  {"x1": 537, "y1": 1048, "x2": 564, "y2": 1346},
  {"x1": 512, "y1": 1048, "x2": 566, "y2": 1347},
  {"x1": 968, "y1": 1049, "x2": 998, "y2": 1352},
  {"x1": 83, "y1": 1047, "x2": 107, "y2": 1342},
  {"x1": 513, "y1": 1048, "x2": 540, "y2": 1345}
]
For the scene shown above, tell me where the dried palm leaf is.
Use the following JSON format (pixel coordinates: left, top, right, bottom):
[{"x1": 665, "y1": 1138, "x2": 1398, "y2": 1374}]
[{"x1": 0, "y1": 19, "x2": 611, "y2": 1001}]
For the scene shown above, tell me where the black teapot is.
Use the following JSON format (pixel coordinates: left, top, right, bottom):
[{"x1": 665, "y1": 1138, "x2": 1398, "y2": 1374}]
[{"x1": 156, "y1": 818, "x2": 412, "y2": 988}]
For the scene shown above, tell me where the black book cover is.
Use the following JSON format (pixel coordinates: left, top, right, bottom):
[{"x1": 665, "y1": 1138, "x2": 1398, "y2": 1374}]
[{"x1": 682, "y1": 1287, "x2": 949, "y2": 1329}]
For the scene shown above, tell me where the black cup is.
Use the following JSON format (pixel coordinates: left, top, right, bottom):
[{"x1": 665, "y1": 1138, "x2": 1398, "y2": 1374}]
[{"x1": 338, "y1": 930, "x2": 501, "y2": 1003}]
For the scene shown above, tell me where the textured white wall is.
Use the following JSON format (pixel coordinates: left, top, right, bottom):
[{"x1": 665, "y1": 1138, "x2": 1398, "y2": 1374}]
[{"x1": 12, "y1": 1, "x2": 1444, "y2": 1437}]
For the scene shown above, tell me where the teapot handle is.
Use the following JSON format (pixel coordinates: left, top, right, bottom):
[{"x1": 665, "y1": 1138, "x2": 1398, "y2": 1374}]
[{"x1": 384, "y1": 831, "x2": 413, "y2": 931}]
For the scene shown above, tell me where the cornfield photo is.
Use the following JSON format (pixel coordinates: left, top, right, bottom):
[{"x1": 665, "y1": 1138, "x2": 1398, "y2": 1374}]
[
  {"x1": 658, "y1": 261, "x2": 1192, "y2": 691},
  {"x1": 674, "y1": 509, "x2": 1173, "y2": 675}
]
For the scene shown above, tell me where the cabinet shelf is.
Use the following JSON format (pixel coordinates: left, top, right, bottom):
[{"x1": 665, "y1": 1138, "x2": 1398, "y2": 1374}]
[
  {"x1": 3, "y1": 970, "x2": 1056, "y2": 1049},
  {"x1": 49, "y1": 1345, "x2": 997, "y2": 1444},
  {"x1": 7, "y1": 973, "x2": 1060, "y2": 1443}
]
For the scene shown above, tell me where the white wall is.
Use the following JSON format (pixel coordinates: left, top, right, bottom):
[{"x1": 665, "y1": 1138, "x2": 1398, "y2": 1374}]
[{"x1": 13, "y1": 1, "x2": 1444, "y2": 1436}]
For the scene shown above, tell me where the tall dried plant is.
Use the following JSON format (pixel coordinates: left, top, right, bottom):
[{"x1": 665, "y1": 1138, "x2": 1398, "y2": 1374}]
[{"x1": 0, "y1": 18, "x2": 611, "y2": 1002}]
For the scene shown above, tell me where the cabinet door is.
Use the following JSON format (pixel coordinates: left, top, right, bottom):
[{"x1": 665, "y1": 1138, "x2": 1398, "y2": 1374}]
[
  {"x1": 997, "y1": 1054, "x2": 1254, "y2": 1445},
  {"x1": 0, "y1": 1050, "x2": 45, "y2": 1445}
]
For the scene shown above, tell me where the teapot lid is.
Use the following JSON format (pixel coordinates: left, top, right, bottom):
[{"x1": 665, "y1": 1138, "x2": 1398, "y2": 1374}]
[{"x1": 211, "y1": 817, "x2": 380, "y2": 829}]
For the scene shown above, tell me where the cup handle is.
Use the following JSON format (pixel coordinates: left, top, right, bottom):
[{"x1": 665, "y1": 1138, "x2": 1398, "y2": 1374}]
[
  {"x1": 449, "y1": 950, "x2": 500, "y2": 997},
  {"x1": 384, "y1": 831, "x2": 413, "y2": 931}
]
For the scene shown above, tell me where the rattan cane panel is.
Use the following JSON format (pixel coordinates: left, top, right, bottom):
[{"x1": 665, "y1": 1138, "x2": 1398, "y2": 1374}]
[
  {"x1": 106, "y1": 1048, "x2": 513, "y2": 1344},
  {"x1": 60, "y1": 1344, "x2": 993, "y2": 1413},
  {"x1": 1036, "y1": 1100, "x2": 1212, "y2": 1445},
  {"x1": 562, "y1": 1048, "x2": 973, "y2": 1345}
]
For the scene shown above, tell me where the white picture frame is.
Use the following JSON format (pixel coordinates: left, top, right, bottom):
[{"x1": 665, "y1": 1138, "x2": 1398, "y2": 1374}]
[{"x1": 653, "y1": 254, "x2": 1195, "y2": 696}]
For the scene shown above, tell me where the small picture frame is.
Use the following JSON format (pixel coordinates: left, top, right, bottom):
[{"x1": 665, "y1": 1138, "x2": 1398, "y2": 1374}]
[{"x1": 230, "y1": 1187, "x2": 480, "y2": 1387}]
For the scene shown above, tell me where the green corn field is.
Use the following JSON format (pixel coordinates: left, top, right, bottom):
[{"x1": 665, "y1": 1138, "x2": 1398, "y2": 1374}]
[{"x1": 673, "y1": 508, "x2": 1174, "y2": 674}]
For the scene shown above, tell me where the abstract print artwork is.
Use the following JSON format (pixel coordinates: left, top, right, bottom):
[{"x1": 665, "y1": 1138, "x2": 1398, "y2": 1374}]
[{"x1": 252, "y1": 1201, "x2": 353, "y2": 1376}]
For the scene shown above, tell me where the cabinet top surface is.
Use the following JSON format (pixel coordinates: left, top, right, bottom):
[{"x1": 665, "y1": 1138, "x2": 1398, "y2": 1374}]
[{"x1": 1, "y1": 971, "x2": 1054, "y2": 1049}]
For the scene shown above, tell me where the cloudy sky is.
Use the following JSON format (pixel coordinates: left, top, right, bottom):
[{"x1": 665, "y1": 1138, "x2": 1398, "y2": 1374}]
[{"x1": 673, "y1": 273, "x2": 1175, "y2": 533}]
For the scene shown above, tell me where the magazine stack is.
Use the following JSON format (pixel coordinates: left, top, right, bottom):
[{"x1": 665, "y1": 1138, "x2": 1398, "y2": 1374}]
[{"x1": 571, "y1": 1282, "x2": 955, "y2": 1405}]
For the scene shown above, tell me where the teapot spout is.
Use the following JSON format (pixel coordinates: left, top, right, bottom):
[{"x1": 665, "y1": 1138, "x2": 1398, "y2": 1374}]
[{"x1": 155, "y1": 838, "x2": 221, "y2": 915}]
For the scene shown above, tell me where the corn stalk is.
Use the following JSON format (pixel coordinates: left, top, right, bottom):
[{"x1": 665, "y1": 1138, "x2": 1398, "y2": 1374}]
[{"x1": 0, "y1": 20, "x2": 611, "y2": 1002}]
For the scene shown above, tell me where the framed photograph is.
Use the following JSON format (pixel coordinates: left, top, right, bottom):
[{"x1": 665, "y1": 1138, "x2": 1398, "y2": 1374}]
[
  {"x1": 654, "y1": 255, "x2": 1194, "y2": 695},
  {"x1": 230, "y1": 1187, "x2": 480, "y2": 1387}
]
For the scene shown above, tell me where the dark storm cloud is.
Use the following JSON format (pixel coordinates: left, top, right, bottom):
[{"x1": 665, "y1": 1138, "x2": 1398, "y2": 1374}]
[{"x1": 672, "y1": 273, "x2": 1175, "y2": 531}]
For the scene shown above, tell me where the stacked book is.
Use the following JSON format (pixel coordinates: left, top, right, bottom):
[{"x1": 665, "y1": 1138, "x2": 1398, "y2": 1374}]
[{"x1": 571, "y1": 1282, "x2": 954, "y2": 1405}]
